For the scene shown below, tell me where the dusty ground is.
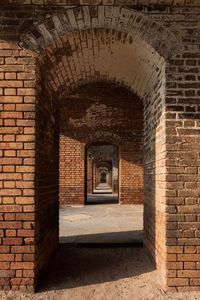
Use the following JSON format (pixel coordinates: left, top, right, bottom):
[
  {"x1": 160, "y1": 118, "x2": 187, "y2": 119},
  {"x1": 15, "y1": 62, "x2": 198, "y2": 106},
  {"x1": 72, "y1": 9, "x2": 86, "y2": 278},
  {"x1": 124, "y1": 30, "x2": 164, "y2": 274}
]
[
  {"x1": 1, "y1": 204, "x2": 200, "y2": 299},
  {"x1": 1, "y1": 245, "x2": 200, "y2": 300}
]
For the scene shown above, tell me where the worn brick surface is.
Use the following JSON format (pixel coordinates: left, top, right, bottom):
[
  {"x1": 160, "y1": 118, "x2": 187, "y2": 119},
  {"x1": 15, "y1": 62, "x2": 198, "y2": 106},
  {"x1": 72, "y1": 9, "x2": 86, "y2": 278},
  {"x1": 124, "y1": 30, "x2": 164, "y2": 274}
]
[
  {"x1": 0, "y1": 1, "x2": 200, "y2": 293},
  {"x1": 0, "y1": 41, "x2": 36, "y2": 292},
  {"x1": 59, "y1": 83, "x2": 143, "y2": 205},
  {"x1": 2, "y1": 0, "x2": 200, "y2": 6}
]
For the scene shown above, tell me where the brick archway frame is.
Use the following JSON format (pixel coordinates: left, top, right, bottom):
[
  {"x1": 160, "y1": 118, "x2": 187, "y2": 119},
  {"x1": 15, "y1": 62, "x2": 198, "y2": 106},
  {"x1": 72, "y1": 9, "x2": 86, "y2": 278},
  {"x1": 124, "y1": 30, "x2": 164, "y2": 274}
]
[{"x1": 2, "y1": 5, "x2": 199, "y2": 292}]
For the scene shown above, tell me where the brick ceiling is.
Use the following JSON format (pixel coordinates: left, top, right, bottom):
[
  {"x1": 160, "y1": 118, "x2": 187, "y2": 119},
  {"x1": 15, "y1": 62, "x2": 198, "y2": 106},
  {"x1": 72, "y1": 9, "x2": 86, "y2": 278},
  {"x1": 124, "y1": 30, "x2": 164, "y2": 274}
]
[{"x1": 3, "y1": 0, "x2": 200, "y2": 7}]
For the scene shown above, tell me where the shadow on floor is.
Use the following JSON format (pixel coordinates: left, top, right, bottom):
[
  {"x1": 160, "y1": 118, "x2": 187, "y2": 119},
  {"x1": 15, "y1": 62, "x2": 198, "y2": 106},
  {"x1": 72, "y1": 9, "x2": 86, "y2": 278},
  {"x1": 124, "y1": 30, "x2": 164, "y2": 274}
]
[
  {"x1": 59, "y1": 230, "x2": 143, "y2": 245},
  {"x1": 86, "y1": 194, "x2": 118, "y2": 205},
  {"x1": 38, "y1": 232, "x2": 154, "y2": 292}
]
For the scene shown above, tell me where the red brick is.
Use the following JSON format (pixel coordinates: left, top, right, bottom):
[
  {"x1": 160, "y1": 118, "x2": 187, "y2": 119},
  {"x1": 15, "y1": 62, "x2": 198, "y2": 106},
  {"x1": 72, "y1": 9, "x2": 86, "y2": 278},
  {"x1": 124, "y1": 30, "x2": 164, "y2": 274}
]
[
  {"x1": 15, "y1": 213, "x2": 35, "y2": 221},
  {"x1": 0, "y1": 246, "x2": 10, "y2": 253},
  {"x1": 17, "y1": 230, "x2": 34, "y2": 237},
  {"x1": 167, "y1": 278, "x2": 189, "y2": 287},
  {"x1": 178, "y1": 254, "x2": 200, "y2": 262},
  {"x1": 11, "y1": 262, "x2": 34, "y2": 270},
  {"x1": 178, "y1": 270, "x2": 200, "y2": 277},
  {"x1": 23, "y1": 254, "x2": 34, "y2": 262},
  {"x1": 0, "y1": 262, "x2": 10, "y2": 269},
  {"x1": 5, "y1": 230, "x2": 16, "y2": 237},
  {"x1": 0, "y1": 205, "x2": 22, "y2": 213},
  {"x1": 0, "y1": 81, "x2": 23, "y2": 87},
  {"x1": 190, "y1": 278, "x2": 200, "y2": 286},
  {"x1": 23, "y1": 269, "x2": 34, "y2": 277},
  {"x1": 0, "y1": 254, "x2": 14, "y2": 261},
  {"x1": 0, "y1": 222, "x2": 22, "y2": 229},
  {"x1": 17, "y1": 88, "x2": 35, "y2": 96},
  {"x1": 11, "y1": 246, "x2": 34, "y2": 254},
  {"x1": 0, "y1": 270, "x2": 15, "y2": 277},
  {"x1": 3, "y1": 238, "x2": 23, "y2": 245},
  {"x1": 0, "y1": 96, "x2": 23, "y2": 103},
  {"x1": 167, "y1": 262, "x2": 183, "y2": 270}
]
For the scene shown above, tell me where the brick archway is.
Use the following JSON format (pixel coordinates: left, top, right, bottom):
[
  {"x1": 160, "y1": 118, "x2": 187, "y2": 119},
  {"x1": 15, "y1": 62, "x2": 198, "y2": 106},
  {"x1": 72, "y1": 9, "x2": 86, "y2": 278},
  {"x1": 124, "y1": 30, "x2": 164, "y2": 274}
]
[
  {"x1": 25, "y1": 7, "x2": 182, "y2": 290},
  {"x1": 85, "y1": 143, "x2": 119, "y2": 200},
  {"x1": 20, "y1": 6, "x2": 182, "y2": 99},
  {"x1": 2, "y1": 4, "x2": 198, "y2": 293}
]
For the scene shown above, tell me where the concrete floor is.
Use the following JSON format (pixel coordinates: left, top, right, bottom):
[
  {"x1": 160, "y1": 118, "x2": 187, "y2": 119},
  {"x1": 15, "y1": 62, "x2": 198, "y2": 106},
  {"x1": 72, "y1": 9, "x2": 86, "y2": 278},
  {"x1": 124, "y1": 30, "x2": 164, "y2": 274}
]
[
  {"x1": 59, "y1": 203, "x2": 143, "y2": 244},
  {"x1": 93, "y1": 183, "x2": 113, "y2": 193},
  {"x1": 87, "y1": 193, "x2": 118, "y2": 204}
]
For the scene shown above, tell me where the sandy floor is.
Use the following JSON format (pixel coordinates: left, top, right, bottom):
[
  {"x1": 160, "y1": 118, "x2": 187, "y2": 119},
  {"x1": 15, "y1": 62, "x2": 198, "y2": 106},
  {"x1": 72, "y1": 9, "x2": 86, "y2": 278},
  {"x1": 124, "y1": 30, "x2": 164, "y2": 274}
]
[
  {"x1": 1, "y1": 204, "x2": 200, "y2": 299},
  {"x1": 1, "y1": 245, "x2": 200, "y2": 300}
]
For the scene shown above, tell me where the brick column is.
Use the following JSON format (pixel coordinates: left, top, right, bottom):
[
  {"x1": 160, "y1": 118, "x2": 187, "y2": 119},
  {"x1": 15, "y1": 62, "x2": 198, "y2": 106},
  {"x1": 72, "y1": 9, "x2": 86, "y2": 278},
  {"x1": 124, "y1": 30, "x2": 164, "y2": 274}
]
[
  {"x1": 120, "y1": 141, "x2": 144, "y2": 204},
  {"x1": 0, "y1": 42, "x2": 36, "y2": 291},
  {"x1": 59, "y1": 136, "x2": 85, "y2": 205},
  {"x1": 165, "y1": 55, "x2": 200, "y2": 291},
  {"x1": 87, "y1": 156, "x2": 93, "y2": 194}
]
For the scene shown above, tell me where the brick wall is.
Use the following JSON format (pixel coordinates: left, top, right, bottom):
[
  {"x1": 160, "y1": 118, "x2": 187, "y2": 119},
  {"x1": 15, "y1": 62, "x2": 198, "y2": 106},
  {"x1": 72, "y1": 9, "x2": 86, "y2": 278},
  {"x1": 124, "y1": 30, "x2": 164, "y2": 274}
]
[
  {"x1": 143, "y1": 65, "x2": 167, "y2": 284},
  {"x1": 120, "y1": 142, "x2": 143, "y2": 204},
  {"x1": 59, "y1": 82, "x2": 144, "y2": 205},
  {"x1": 59, "y1": 136, "x2": 85, "y2": 205},
  {"x1": 34, "y1": 74, "x2": 59, "y2": 285},
  {"x1": 87, "y1": 156, "x2": 93, "y2": 194},
  {"x1": 2, "y1": 0, "x2": 200, "y2": 6},
  {"x1": 0, "y1": 2, "x2": 200, "y2": 292},
  {"x1": 165, "y1": 53, "x2": 200, "y2": 291},
  {"x1": 0, "y1": 41, "x2": 36, "y2": 291},
  {"x1": 0, "y1": 41, "x2": 60, "y2": 291}
]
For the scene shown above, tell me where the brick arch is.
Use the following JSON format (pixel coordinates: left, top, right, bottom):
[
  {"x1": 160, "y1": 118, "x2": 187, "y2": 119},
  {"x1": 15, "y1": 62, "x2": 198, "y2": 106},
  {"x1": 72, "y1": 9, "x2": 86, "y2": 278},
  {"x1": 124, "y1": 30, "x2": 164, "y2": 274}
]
[
  {"x1": 86, "y1": 139, "x2": 120, "y2": 150},
  {"x1": 41, "y1": 31, "x2": 164, "y2": 101},
  {"x1": 3, "y1": 5, "x2": 183, "y2": 292},
  {"x1": 86, "y1": 142, "x2": 119, "y2": 161},
  {"x1": 35, "y1": 27, "x2": 164, "y2": 288},
  {"x1": 21, "y1": 6, "x2": 182, "y2": 59},
  {"x1": 20, "y1": 6, "x2": 183, "y2": 100},
  {"x1": 1, "y1": 3, "x2": 200, "y2": 294}
]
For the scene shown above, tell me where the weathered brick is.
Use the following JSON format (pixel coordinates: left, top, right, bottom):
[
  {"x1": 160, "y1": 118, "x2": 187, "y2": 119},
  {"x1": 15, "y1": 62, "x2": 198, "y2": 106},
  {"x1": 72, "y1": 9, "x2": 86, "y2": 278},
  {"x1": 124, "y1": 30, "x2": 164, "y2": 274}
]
[
  {"x1": 0, "y1": 262, "x2": 10, "y2": 270},
  {"x1": 0, "y1": 270, "x2": 15, "y2": 278},
  {"x1": 10, "y1": 262, "x2": 34, "y2": 270},
  {"x1": 178, "y1": 254, "x2": 200, "y2": 262},
  {"x1": 3, "y1": 238, "x2": 23, "y2": 245},
  {"x1": 0, "y1": 254, "x2": 14, "y2": 262},
  {"x1": 178, "y1": 270, "x2": 200, "y2": 278},
  {"x1": 0, "y1": 205, "x2": 22, "y2": 213},
  {"x1": 17, "y1": 88, "x2": 35, "y2": 96},
  {"x1": 0, "y1": 1, "x2": 200, "y2": 293},
  {"x1": 0, "y1": 96, "x2": 22, "y2": 104},
  {"x1": 167, "y1": 278, "x2": 189, "y2": 287},
  {"x1": 0, "y1": 222, "x2": 22, "y2": 229},
  {"x1": 11, "y1": 246, "x2": 34, "y2": 254}
]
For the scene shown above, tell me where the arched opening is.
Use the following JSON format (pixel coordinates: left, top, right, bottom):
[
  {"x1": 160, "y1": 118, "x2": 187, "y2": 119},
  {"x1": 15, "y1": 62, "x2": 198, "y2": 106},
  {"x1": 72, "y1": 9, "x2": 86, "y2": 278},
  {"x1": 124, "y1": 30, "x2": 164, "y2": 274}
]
[
  {"x1": 58, "y1": 81, "x2": 144, "y2": 249},
  {"x1": 0, "y1": 5, "x2": 187, "y2": 292},
  {"x1": 100, "y1": 171, "x2": 107, "y2": 184},
  {"x1": 28, "y1": 8, "x2": 174, "y2": 288},
  {"x1": 86, "y1": 142, "x2": 119, "y2": 204},
  {"x1": 59, "y1": 82, "x2": 144, "y2": 207}
]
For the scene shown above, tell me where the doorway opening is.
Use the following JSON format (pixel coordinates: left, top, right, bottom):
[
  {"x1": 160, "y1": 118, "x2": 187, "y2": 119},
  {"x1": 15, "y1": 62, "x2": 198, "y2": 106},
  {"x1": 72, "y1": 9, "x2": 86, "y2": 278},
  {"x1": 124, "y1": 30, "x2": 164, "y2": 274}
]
[
  {"x1": 86, "y1": 143, "x2": 119, "y2": 205},
  {"x1": 0, "y1": 4, "x2": 186, "y2": 292},
  {"x1": 59, "y1": 82, "x2": 144, "y2": 246}
]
